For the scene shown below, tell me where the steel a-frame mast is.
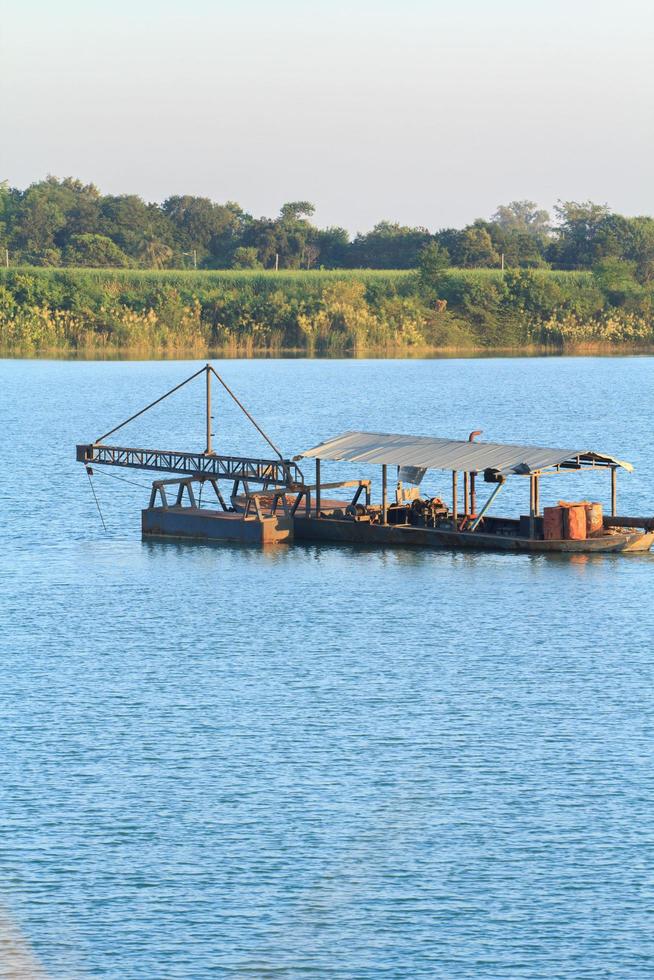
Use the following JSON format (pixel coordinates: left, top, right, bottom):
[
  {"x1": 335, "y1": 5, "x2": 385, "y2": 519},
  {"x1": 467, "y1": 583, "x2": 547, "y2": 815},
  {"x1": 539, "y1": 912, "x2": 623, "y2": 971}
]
[{"x1": 76, "y1": 364, "x2": 304, "y2": 488}]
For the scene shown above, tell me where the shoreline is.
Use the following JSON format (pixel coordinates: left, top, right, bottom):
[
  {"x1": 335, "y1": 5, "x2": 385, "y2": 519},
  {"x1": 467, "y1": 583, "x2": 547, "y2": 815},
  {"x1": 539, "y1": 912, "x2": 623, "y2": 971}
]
[{"x1": 2, "y1": 342, "x2": 654, "y2": 360}]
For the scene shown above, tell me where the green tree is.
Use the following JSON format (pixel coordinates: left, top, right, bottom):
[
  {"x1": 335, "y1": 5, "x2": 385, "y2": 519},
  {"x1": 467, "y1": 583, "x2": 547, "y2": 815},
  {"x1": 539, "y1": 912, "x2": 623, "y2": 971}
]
[
  {"x1": 492, "y1": 200, "x2": 550, "y2": 236},
  {"x1": 551, "y1": 200, "x2": 612, "y2": 268},
  {"x1": 457, "y1": 223, "x2": 500, "y2": 268},
  {"x1": 242, "y1": 202, "x2": 318, "y2": 268},
  {"x1": 232, "y1": 246, "x2": 262, "y2": 269},
  {"x1": 99, "y1": 195, "x2": 170, "y2": 260},
  {"x1": 278, "y1": 201, "x2": 317, "y2": 268},
  {"x1": 163, "y1": 196, "x2": 245, "y2": 266},
  {"x1": 592, "y1": 257, "x2": 640, "y2": 304},
  {"x1": 418, "y1": 241, "x2": 450, "y2": 282},
  {"x1": 243, "y1": 219, "x2": 281, "y2": 268},
  {"x1": 137, "y1": 237, "x2": 173, "y2": 269},
  {"x1": 315, "y1": 226, "x2": 349, "y2": 267},
  {"x1": 63, "y1": 233, "x2": 132, "y2": 267},
  {"x1": 487, "y1": 227, "x2": 549, "y2": 268},
  {"x1": 279, "y1": 201, "x2": 315, "y2": 222},
  {"x1": 10, "y1": 177, "x2": 101, "y2": 263},
  {"x1": 622, "y1": 216, "x2": 654, "y2": 284},
  {"x1": 348, "y1": 222, "x2": 431, "y2": 268},
  {"x1": 0, "y1": 181, "x2": 11, "y2": 253}
]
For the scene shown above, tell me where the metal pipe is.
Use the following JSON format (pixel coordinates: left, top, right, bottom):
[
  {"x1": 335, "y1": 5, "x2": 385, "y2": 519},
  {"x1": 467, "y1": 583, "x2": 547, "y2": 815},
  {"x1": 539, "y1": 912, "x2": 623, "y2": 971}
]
[
  {"x1": 611, "y1": 466, "x2": 617, "y2": 516},
  {"x1": 529, "y1": 475, "x2": 535, "y2": 538},
  {"x1": 315, "y1": 459, "x2": 321, "y2": 516},
  {"x1": 463, "y1": 472, "x2": 469, "y2": 516},
  {"x1": 534, "y1": 475, "x2": 540, "y2": 516},
  {"x1": 469, "y1": 481, "x2": 504, "y2": 532},
  {"x1": 452, "y1": 471, "x2": 458, "y2": 526},
  {"x1": 205, "y1": 364, "x2": 213, "y2": 455},
  {"x1": 382, "y1": 465, "x2": 388, "y2": 525},
  {"x1": 467, "y1": 433, "x2": 482, "y2": 518}
]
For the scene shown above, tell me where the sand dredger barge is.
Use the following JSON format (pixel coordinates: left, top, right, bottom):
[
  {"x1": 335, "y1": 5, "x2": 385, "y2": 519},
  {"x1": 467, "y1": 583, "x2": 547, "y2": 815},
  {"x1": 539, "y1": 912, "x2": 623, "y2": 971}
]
[{"x1": 77, "y1": 364, "x2": 654, "y2": 555}]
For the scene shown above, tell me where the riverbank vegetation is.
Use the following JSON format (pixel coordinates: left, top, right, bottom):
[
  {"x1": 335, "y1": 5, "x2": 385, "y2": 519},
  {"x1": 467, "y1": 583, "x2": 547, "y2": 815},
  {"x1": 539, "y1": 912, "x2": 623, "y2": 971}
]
[
  {"x1": 2, "y1": 178, "x2": 653, "y2": 354},
  {"x1": 1, "y1": 265, "x2": 652, "y2": 355}
]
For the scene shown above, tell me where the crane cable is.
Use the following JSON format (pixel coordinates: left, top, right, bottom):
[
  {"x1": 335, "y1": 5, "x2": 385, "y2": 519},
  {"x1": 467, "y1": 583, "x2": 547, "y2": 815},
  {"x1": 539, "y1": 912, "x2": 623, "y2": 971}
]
[
  {"x1": 89, "y1": 468, "x2": 152, "y2": 491},
  {"x1": 85, "y1": 466, "x2": 107, "y2": 532},
  {"x1": 84, "y1": 466, "x2": 156, "y2": 533}
]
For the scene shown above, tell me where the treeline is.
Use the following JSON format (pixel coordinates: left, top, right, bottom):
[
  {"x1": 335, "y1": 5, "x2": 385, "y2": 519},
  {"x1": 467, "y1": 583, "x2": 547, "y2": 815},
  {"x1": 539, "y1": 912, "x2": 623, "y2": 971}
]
[
  {"x1": 2, "y1": 177, "x2": 654, "y2": 280},
  {"x1": 1, "y1": 266, "x2": 652, "y2": 355}
]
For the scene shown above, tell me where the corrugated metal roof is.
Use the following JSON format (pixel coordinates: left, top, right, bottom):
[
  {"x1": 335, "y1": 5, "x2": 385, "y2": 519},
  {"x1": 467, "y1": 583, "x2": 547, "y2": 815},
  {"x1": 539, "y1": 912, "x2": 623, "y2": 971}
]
[{"x1": 297, "y1": 431, "x2": 633, "y2": 475}]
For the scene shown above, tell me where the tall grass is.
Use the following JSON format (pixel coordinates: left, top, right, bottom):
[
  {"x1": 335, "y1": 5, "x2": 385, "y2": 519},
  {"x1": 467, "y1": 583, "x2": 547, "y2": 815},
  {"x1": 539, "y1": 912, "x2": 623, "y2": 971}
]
[{"x1": 0, "y1": 266, "x2": 652, "y2": 355}]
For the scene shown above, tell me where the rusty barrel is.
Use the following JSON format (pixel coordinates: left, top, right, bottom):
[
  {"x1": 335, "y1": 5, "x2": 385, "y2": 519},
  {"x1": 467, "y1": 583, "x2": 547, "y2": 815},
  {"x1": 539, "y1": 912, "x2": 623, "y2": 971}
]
[
  {"x1": 559, "y1": 501, "x2": 587, "y2": 540},
  {"x1": 585, "y1": 501, "x2": 603, "y2": 535},
  {"x1": 543, "y1": 506, "x2": 564, "y2": 540}
]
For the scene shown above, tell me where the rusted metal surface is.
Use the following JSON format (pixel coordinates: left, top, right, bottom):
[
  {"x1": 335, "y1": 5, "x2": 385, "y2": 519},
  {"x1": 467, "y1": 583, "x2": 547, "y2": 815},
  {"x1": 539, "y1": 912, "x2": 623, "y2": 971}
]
[
  {"x1": 293, "y1": 515, "x2": 654, "y2": 553},
  {"x1": 77, "y1": 444, "x2": 303, "y2": 486},
  {"x1": 149, "y1": 476, "x2": 228, "y2": 510},
  {"x1": 604, "y1": 516, "x2": 654, "y2": 530},
  {"x1": 142, "y1": 507, "x2": 293, "y2": 544},
  {"x1": 544, "y1": 506, "x2": 564, "y2": 540},
  {"x1": 297, "y1": 431, "x2": 634, "y2": 475}
]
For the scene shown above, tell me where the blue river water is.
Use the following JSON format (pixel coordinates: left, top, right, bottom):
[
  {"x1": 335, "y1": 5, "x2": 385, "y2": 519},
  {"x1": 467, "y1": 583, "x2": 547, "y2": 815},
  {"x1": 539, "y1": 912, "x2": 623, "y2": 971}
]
[{"x1": 1, "y1": 356, "x2": 653, "y2": 979}]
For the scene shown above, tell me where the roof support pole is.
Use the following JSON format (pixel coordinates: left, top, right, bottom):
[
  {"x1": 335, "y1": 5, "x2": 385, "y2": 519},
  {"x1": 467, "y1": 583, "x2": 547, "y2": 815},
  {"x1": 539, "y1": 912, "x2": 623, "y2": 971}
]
[
  {"x1": 534, "y1": 474, "x2": 540, "y2": 517},
  {"x1": 452, "y1": 471, "x2": 458, "y2": 527},
  {"x1": 463, "y1": 472, "x2": 470, "y2": 516},
  {"x1": 611, "y1": 466, "x2": 617, "y2": 516},
  {"x1": 529, "y1": 475, "x2": 536, "y2": 538},
  {"x1": 470, "y1": 472, "x2": 477, "y2": 516},
  {"x1": 381, "y1": 465, "x2": 388, "y2": 525},
  {"x1": 315, "y1": 459, "x2": 321, "y2": 517}
]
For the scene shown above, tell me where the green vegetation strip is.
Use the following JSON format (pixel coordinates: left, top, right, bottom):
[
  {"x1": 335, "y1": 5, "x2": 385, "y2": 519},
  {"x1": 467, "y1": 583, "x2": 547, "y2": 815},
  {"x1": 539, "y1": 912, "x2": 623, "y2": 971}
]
[{"x1": 1, "y1": 267, "x2": 652, "y2": 355}]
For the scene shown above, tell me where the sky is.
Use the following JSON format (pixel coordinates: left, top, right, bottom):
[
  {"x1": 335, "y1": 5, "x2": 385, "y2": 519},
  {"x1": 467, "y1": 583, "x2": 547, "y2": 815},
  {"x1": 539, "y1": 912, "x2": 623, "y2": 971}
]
[{"x1": 1, "y1": 0, "x2": 653, "y2": 232}]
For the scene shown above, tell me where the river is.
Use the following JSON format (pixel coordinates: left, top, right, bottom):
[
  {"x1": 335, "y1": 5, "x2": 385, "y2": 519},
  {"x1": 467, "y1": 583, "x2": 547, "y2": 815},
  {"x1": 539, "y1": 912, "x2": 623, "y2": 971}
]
[{"x1": 1, "y1": 355, "x2": 653, "y2": 978}]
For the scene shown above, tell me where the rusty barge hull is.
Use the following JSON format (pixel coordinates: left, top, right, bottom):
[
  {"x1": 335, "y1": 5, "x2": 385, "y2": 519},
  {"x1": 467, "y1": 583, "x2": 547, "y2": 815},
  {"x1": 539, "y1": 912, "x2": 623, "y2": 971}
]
[
  {"x1": 142, "y1": 506, "x2": 293, "y2": 545},
  {"x1": 293, "y1": 516, "x2": 654, "y2": 554},
  {"x1": 140, "y1": 500, "x2": 654, "y2": 554}
]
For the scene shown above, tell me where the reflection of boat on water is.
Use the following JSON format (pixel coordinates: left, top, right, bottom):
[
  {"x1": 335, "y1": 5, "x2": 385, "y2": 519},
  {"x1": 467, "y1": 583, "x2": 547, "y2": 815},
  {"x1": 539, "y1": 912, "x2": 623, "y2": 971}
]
[{"x1": 77, "y1": 364, "x2": 654, "y2": 556}]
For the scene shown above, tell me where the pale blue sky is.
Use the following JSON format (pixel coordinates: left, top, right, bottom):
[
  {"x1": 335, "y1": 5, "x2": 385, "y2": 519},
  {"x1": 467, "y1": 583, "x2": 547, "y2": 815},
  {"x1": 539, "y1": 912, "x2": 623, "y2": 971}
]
[{"x1": 2, "y1": 0, "x2": 652, "y2": 231}]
